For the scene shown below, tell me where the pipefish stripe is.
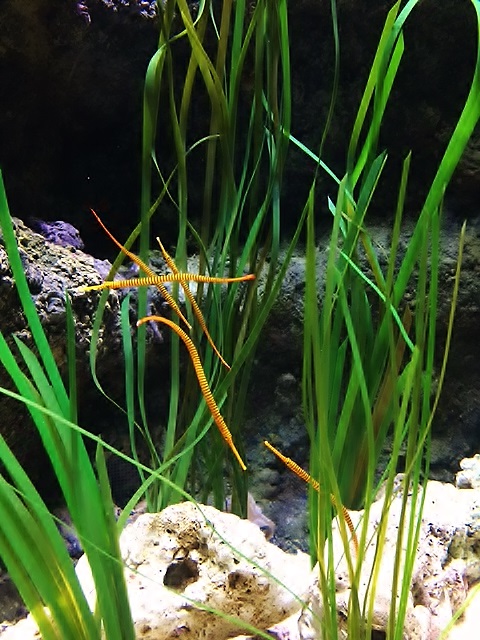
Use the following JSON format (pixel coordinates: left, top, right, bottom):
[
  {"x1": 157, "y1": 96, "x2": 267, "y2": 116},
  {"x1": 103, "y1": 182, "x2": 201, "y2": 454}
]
[
  {"x1": 89, "y1": 209, "x2": 191, "y2": 330},
  {"x1": 137, "y1": 315, "x2": 247, "y2": 471},
  {"x1": 156, "y1": 237, "x2": 231, "y2": 371},
  {"x1": 263, "y1": 440, "x2": 358, "y2": 555},
  {"x1": 81, "y1": 273, "x2": 256, "y2": 291}
]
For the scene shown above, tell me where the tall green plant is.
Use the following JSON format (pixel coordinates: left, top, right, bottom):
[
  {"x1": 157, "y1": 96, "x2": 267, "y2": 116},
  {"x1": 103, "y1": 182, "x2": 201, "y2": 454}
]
[
  {"x1": 88, "y1": 0, "x2": 298, "y2": 515},
  {"x1": 0, "y1": 0, "x2": 478, "y2": 637},
  {"x1": 0, "y1": 172, "x2": 135, "y2": 639},
  {"x1": 0, "y1": 181, "x2": 297, "y2": 637},
  {"x1": 299, "y1": 0, "x2": 479, "y2": 637},
  {"x1": 148, "y1": 0, "x2": 295, "y2": 512}
]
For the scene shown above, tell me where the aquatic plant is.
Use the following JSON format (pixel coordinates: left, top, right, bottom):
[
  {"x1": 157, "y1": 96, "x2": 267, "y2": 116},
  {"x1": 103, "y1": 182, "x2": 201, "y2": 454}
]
[
  {"x1": 88, "y1": 0, "x2": 297, "y2": 515},
  {"x1": 279, "y1": 1, "x2": 479, "y2": 636},
  {"x1": 0, "y1": 0, "x2": 479, "y2": 638},
  {"x1": 80, "y1": 210, "x2": 255, "y2": 471},
  {"x1": 0, "y1": 173, "x2": 135, "y2": 639}
]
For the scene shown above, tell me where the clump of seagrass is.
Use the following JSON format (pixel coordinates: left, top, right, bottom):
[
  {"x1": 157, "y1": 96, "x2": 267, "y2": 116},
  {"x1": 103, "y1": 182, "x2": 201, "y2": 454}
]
[{"x1": 79, "y1": 209, "x2": 255, "y2": 470}]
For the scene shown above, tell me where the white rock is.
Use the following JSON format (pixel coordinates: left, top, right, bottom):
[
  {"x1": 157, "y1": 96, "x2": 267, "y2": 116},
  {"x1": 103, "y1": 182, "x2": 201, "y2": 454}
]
[
  {"x1": 298, "y1": 478, "x2": 480, "y2": 640},
  {"x1": 4, "y1": 481, "x2": 480, "y2": 640},
  {"x1": 76, "y1": 501, "x2": 310, "y2": 639},
  {"x1": 456, "y1": 453, "x2": 480, "y2": 490}
]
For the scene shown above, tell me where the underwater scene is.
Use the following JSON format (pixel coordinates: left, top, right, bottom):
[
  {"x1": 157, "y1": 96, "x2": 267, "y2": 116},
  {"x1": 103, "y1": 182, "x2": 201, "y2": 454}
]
[{"x1": 0, "y1": 1, "x2": 480, "y2": 638}]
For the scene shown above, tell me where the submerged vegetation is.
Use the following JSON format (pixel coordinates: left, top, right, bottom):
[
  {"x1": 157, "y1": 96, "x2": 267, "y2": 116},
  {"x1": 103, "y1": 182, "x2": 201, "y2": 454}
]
[{"x1": 0, "y1": 0, "x2": 479, "y2": 638}]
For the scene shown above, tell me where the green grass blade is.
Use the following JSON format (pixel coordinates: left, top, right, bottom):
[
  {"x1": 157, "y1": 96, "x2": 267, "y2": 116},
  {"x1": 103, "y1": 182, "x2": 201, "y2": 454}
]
[
  {"x1": 0, "y1": 433, "x2": 99, "y2": 639},
  {"x1": 0, "y1": 174, "x2": 69, "y2": 415}
]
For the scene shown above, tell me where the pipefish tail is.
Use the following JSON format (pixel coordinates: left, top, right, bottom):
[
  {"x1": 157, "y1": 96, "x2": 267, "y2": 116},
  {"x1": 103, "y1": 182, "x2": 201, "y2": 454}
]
[
  {"x1": 138, "y1": 315, "x2": 247, "y2": 471},
  {"x1": 263, "y1": 440, "x2": 358, "y2": 554}
]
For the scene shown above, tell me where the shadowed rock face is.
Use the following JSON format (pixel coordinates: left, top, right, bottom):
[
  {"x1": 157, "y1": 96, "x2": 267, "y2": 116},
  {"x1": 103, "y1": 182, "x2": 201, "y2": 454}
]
[
  {"x1": 0, "y1": 0, "x2": 159, "y2": 256},
  {"x1": 0, "y1": 217, "x2": 170, "y2": 500},
  {"x1": 246, "y1": 210, "x2": 480, "y2": 485},
  {"x1": 0, "y1": 1, "x2": 478, "y2": 253}
]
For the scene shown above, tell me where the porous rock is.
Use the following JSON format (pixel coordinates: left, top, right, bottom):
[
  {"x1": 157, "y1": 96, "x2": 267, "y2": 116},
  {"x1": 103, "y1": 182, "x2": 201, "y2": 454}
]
[
  {"x1": 455, "y1": 453, "x2": 480, "y2": 491},
  {"x1": 4, "y1": 482, "x2": 480, "y2": 640},
  {"x1": 0, "y1": 217, "x2": 118, "y2": 484},
  {"x1": 75, "y1": 502, "x2": 310, "y2": 639},
  {"x1": 298, "y1": 478, "x2": 480, "y2": 640}
]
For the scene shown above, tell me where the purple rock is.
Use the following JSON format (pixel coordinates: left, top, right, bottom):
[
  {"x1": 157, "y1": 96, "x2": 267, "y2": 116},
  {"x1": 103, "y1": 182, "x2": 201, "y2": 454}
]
[{"x1": 29, "y1": 218, "x2": 85, "y2": 250}]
